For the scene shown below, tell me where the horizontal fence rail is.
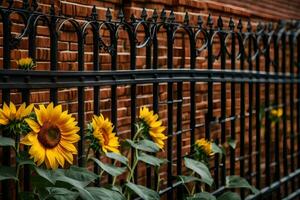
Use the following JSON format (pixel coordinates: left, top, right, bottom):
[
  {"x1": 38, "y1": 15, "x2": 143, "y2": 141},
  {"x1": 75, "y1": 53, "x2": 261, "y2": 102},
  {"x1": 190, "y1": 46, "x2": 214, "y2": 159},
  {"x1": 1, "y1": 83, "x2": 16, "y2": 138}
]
[{"x1": 0, "y1": 0, "x2": 300, "y2": 199}]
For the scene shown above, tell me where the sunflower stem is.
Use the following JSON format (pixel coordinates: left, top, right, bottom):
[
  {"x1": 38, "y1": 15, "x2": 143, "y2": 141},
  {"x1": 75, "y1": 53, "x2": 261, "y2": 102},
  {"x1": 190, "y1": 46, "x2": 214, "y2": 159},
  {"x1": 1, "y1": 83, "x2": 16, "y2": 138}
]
[
  {"x1": 85, "y1": 146, "x2": 91, "y2": 166},
  {"x1": 127, "y1": 148, "x2": 139, "y2": 183}
]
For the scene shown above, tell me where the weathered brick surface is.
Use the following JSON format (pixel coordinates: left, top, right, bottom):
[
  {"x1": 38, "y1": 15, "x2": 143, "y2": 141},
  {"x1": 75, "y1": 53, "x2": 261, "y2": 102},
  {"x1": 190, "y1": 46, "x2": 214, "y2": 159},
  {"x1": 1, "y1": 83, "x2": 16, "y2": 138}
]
[{"x1": 1, "y1": 0, "x2": 300, "y2": 198}]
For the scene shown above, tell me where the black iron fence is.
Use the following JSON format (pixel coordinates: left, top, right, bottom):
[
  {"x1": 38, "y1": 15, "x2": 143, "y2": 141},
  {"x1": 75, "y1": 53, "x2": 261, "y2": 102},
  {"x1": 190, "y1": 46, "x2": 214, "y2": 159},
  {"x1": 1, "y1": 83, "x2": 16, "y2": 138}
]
[{"x1": 1, "y1": 0, "x2": 300, "y2": 199}]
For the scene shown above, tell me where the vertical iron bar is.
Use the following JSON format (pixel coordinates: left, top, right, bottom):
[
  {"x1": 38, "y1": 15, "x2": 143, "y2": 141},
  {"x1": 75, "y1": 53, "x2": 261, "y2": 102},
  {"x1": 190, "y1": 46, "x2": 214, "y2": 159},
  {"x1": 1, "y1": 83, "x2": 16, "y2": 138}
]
[
  {"x1": 230, "y1": 27, "x2": 236, "y2": 176},
  {"x1": 264, "y1": 30, "x2": 271, "y2": 188},
  {"x1": 1, "y1": 9, "x2": 11, "y2": 200},
  {"x1": 273, "y1": 31, "x2": 281, "y2": 196},
  {"x1": 255, "y1": 30, "x2": 261, "y2": 189},
  {"x1": 289, "y1": 30, "x2": 295, "y2": 192},
  {"x1": 49, "y1": 4, "x2": 58, "y2": 104},
  {"x1": 297, "y1": 34, "x2": 300, "y2": 189},
  {"x1": 248, "y1": 34, "x2": 253, "y2": 185},
  {"x1": 282, "y1": 31, "x2": 289, "y2": 197},
  {"x1": 77, "y1": 32, "x2": 85, "y2": 167},
  {"x1": 166, "y1": 22, "x2": 174, "y2": 200}
]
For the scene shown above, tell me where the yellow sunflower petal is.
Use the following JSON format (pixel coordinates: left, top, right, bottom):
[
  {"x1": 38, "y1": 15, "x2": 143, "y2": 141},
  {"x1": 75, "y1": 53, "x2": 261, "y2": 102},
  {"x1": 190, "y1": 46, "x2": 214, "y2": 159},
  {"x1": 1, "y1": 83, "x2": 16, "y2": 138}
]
[
  {"x1": 16, "y1": 103, "x2": 26, "y2": 120},
  {"x1": 20, "y1": 132, "x2": 37, "y2": 145},
  {"x1": 46, "y1": 149, "x2": 59, "y2": 169},
  {"x1": 25, "y1": 118, "x2": 40, "y2": 133},
  {"x1": 20, "y1": 103, "x2": 34, "y2": 119}
]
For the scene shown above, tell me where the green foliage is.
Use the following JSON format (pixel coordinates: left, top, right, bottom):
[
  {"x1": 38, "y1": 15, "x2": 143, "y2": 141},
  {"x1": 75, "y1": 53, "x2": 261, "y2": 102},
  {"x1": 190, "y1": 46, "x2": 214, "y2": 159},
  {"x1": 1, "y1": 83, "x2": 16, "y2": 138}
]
[
  {"x1": 217, "y1": 192, "x2": 241, "y2": 200},
  {"x1": 125, "y1": 182, "x2": 160, "y2": 200},
  {"x1": 184, "y1": 157, "x2": 214, "y2": 186},
  {"x1": 225, "y1": 176, "x2": 259, "y2": 194},
  {"x1": 138, "y1": 152, "x2": 167, "y2": 167},
  {"x1": 0, "y1": 136, "x2": 15, "y2": 149},
  {"x1": 0, "y1": 166, "x2": 18, "y2": 181},
  {"x1": 89, "y1": 157, "x2": 126, "y2": 177},
  {"x1": 125, "y1": 139, "x2": 160, "y2": 153},
  {"x1": 187, "y1": 192, "x2": 216, "y2": 200},
  {"x1": 105, "y1": 152, "x2": 128, "y2": 165},
  {"x1": 226, "y1": 138, "x2": 237, "y2": 149}
]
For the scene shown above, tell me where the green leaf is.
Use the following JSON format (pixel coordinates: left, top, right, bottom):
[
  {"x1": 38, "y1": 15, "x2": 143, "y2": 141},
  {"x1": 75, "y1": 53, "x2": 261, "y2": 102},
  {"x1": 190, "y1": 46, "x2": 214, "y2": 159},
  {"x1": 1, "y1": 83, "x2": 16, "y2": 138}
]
[
  {"x1": 0, "y1": 166, "x2": 18, "y2": 181},
  {"x1": 90, "y1": 157, "x2": 126, "y2": 177},
  {"x1": 45, "y1": 187, "x2": 79, "y2": 200},
  {"x1": 187, "y1": 192, "x2": 216, "y2": 200},
  {"x1": 138, "y1": 152, "x2": 166, "y2": 167},
  {"x1": 34, "y1": 167, "x2": 56, "y2": 185},
  {"x1": 217, "y1": 192, "x2": 241, "y2": 200},
  {"x1": 212, "y1": 143, "x2": 224, "y2": 156},
  {"x1": 17, "y1": 156, "x2": 36, "y2": 167},
  {"x1": 126, "y1": 182, "x2": 160, "y2": 200},
  {"x1": 0, "y1": 136, "x2": 15, "y2": 149},
  {"x1": 18, "y1": 192, "x2": 35, "y2": 200},
  {"x1": 63, "y1": 166, "x2": 98, "y2": 186},
  {"x1": 227, "y1": 138, "x2": 237, "y2": 149},
  {"x1": 105, "y1": 152, "x2": 128, "y2": 165},
  {"x1": 184, "y1": 157, "x2": 213, "y2": 186},
  {"x1": 86, "y1": 187, "x2": 125, "y2": 200},
  {"x1": 225, "y1": 176, "x2": 259, "y2": 194},
  {"x1": 126, "y1": 139, "x2": 160, "y2": 153},
  {"x1": 177, "y1": 175, "x2": 202, "y2": 184}
]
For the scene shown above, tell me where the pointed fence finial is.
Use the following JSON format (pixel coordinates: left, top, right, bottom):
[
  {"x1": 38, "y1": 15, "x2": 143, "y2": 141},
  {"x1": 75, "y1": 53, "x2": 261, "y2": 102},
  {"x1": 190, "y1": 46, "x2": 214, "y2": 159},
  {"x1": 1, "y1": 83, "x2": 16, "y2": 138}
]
[
  {"x1": 257, "y1": 21, "x2": 263, "y2": 32},
  {"x1": 106, "y1": 8, "x2": 112, "y2": 21},
  {"x1": 197, "y1": 16, "x2": 203, "y2": 28},
  {"x1": 91, "y1": 5, "x2": 98, "y2": 20},
  {"x1": 130, "y1": 14, "x2": 136, "y2": 23},
  {"x1": 169, "y1": 9, "x2": 175, "y2": 22},
  {"x1": 152, "y1": 9, "x2": 158, "y2": 22},
  {"x1": 217, "y1": 16, "x2": 223, "y2": 30},
  {"x1": 237, "y1": 18, "x2": 243, "y2": 32},
  {"x1": 32, "y1": 0, "x2": 38, "y2": 11},
  {"x1": 141, "y1": 8, "x2": 147, "y2": 20},
  {"x1": 23, "y1": 0, "x2": 29, "y2": 9},
  {"x1": 229, "y1": 17, "x2": 235, "y2": 30},
  {"x1": 207, "y1": 14, "x2": 213, "y2": 28},
  {"x1": 118, "y1": 9, "x2": 124, "y2": 21},
  {"x1": 268, "y1": 22, "x2": 273, "y2": 31},
  {"x1": 184, "y1": 11, "x2": 189, "y2": 25},
  {"x1": 160, "y1": 8, "x2": 166, "y2": 22},
  {"x1": 50, "y1": 1, "x2": 55, "y2": 15},
  {"x1": 247, "y1": 19, "x2": 252, "y2": 32}
]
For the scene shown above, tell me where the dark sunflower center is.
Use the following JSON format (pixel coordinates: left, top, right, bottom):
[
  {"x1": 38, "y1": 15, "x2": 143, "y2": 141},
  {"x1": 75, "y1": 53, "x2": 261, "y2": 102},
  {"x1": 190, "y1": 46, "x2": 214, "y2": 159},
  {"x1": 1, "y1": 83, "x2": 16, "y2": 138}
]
[{"x1": 38, "y1": 122, "x2": 61, "y2": 148}]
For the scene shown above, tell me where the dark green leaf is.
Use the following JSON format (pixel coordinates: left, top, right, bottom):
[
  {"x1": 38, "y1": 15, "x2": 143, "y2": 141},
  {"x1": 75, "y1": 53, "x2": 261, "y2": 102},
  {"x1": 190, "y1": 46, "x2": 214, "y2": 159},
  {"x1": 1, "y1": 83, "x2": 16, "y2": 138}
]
[
  {"x1": 227, "y1": 138, "x2": 237, "y2": 149},
  {"x1": 86, "y1": 187, "x2": 125, "y2": 200},
  {"x1": 0, "y1": 166, "x2": 18, "y2": 181},
  {"x1": 217, "y1": 191, "x2": 241, "y2": 200},
  {"x1": 126, "y1": 182, "x2": 160, "y2": 200},
  {"x1": 45, "y1": 187, "x2": 79, "y2": 200},
  {"x1": 18, "y1": 192, "x2": 35, "y2": 200},
  {"x1": 225, "y1": 176, "x2": 259, "y2": 194},
  {"x1": 187, "y1": 192, "x2": 216, "y2": 200},
  {"x1": 90, "y1": 157, "x2": 126, "y2": 177},
  {"x1": 17, "y1": 156, "x2": 36, "y2": 167},
  {"x1": 138, "y1": 152, "x2": 166, "y2": 167},
  {"x1": 126, "y1": 139, "x2": 160, "y2": 153},
  {"x1": 105, "y1": 152, "x2": 128, "y2": 165},
  {"x1": 34, "y1": 167, "x2": 56, "y2": 185},
  {"x1": 63, "y1": 166, "x2": 98, "y2": 186},
  {"x1": 177, "y1": 175, "x2": 202, "y2": 184},
  {"x1": 184, "y1": 157, "x2": 213, "y2": 186},
  {"x1": 0, "y1": 136, "x2": 15, "y2": 149},
  {"x1": 212, "y1": 143, "x2": 224, "y2": 155}
]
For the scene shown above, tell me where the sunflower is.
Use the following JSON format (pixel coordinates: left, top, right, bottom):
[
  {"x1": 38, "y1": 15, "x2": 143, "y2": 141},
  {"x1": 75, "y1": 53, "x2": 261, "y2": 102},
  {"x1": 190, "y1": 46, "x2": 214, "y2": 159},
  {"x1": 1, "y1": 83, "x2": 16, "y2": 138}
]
[
  {"x1": 21, "y1": 103, "x2": 80, "y2": 169},
  {"x1": 0, "y1": 102, "x2": 34, "y2": 126},
  {"x1": 16, "y1": 57, "x2": 35, "y2": 70},
  {"x1": 139, "y1": 106, "x2": 167, "y2": 149},
  {"x1": 195, "y1": 138, "x2": 214, "y2": 156},
  {"x1": 91, "y1": 114, "x2": 120, "y2": 154},
  {"x1": 270, "y1": 108, "x2": 283, "y2": 118}
]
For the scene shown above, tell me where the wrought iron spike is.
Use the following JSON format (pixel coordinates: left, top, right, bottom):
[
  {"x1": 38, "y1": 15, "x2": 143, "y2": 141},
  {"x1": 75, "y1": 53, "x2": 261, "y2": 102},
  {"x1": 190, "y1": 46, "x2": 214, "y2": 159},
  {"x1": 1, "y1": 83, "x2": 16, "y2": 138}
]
[
  {"x1": 197, "y1": 16, "x2": 203, "y2": 28},
  {"x1": 130, "y1": 14, "x2": 136, "y2": 23},
  {"x1": 229, "y1": 17, "x2": 235, "y2": 30},
  {"x1": 152, "y1": 9, "x2": 158, "y2": 22},
  {"x1": 160, "y1": 8, "x2": 166, "y2": 21},
  {"x1": 32, "y1": 0, "x2": 38, "y2": 11},
  {"x1": 217, "y1": 16, "x2": 223, "y2": 29},
  {"x1": 257, "y1": 21, "x2": 263, "y2": 31},
  {"x1": 141, "y1": 8, "x2": 147, "y2": 20},
  {"x1": 207, "y1": 14, "x2": 213, "y2": 28},
  {"x1": 247, "y1": 19, "x2": 252, "y2": 32},
  {"x1": 268, "y1": 22, "x2": 273, "y2": 31},
  {"x1": 184, "y1": 11, "x2": 189, "y2": 25},
  {"x1": 169, "y1": 9, "x2": 175, "y2": 22},
  {"x1": 91, "y1": 5, "x2": 98, "y2": 20},
  {"x1": 50, "y1": 2, "x2": 55, "y2": 15},
  {"x1": 118, "y1": 9, "x2": 124, "y2": 21},
  {"x1": 7, "y1": 0, "x2": 13, "y2": 8},
  {"x1": 237, "y1": 19, "x2": 243, "y2": 31},
  {"x1": 106, "y1": 8, "x2": 112, "y2": 21}
]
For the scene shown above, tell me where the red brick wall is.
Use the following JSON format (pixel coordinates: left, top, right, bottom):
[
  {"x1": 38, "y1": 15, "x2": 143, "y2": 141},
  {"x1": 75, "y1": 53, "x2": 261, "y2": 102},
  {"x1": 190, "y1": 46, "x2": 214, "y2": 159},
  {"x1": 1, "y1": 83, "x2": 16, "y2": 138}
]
[{"x1": 1, "y1": 0, "x2": 300, "y2": 197}]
